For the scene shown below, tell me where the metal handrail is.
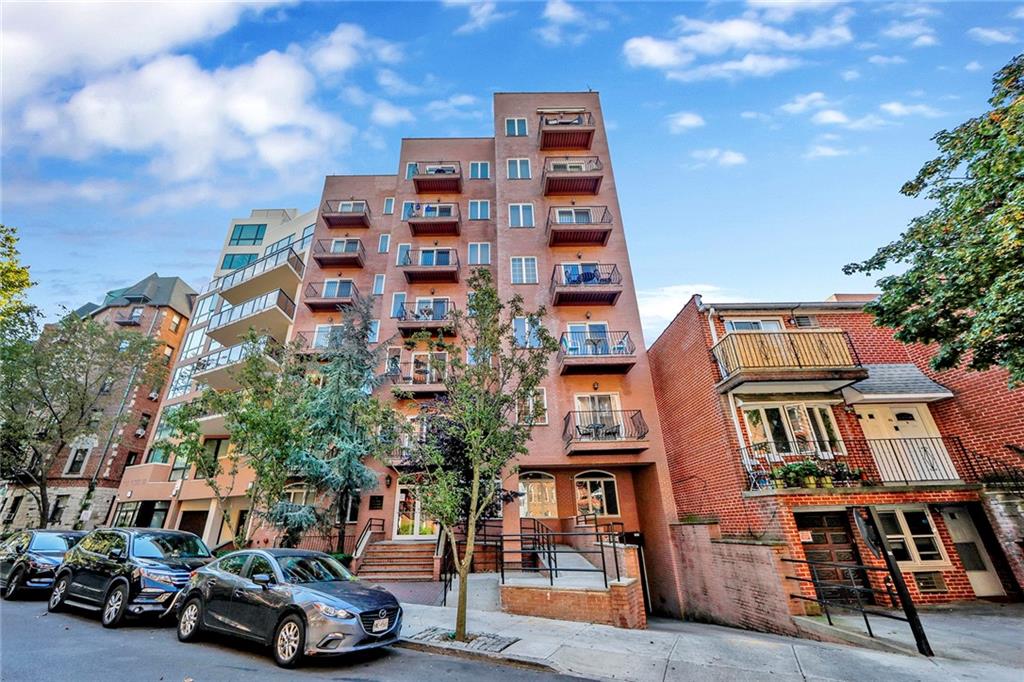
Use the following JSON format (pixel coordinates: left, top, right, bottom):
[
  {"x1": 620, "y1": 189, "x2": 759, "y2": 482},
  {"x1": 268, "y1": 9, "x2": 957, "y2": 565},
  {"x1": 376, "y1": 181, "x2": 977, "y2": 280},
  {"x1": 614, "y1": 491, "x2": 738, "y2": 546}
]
[
  {"x1": 711, "y1": 329, "x2": 861, "y2": 376},
  {"x1": 304, "y1": 280, "x2": 359, "y2": 300},
  {"x1": 557, "y1": 331, "x2": 634, "y2": 360},
  {"x1": 206, "y1": 289, "x2": 295, "y2": 331},
  {"x1": 354, "y1": 518, "x2": 385, "y2": 559},
  {"x1": 562, "y1": 410, "x2": 649, "y2": 445},
  {"x1": 538, "y1": 111, "x2": 595, "y2": 128},
  {"x1": 206, "y1": 247, "x2": 304, "y2": 293},
  {"x1": 386, "y1": 360, "x2": 447, "y2": 385},
  {"x1": 397, "y1": 248, "x2": 461, "y2": 269},
  {"x1": 550, "y1": 264, "x2": 621, "y2": 288},
  {"x1": 392, "y1": 302, "x2": 456, "y2": 322},
  {"x1": 193, "y1": 338, "x2": 277, "y2": 375},
  {"x1": 312, "y1": 238, "x2": 365, "y2": 260},
  {"x1": 322, "y1": 199, "x2": 371, "y2": 216},
  {"x1": 542, "y1": 156, "x2": 603, "y2": 174},
  {"x1": 410, "y1": 161, "x2": 463, "y2": 177},
  {"x1": 545, "y1": 206, "x2": 612, "y2": 233},
  {"x1": 403, "y1": 203, "x2": 461, "y2": 221}
]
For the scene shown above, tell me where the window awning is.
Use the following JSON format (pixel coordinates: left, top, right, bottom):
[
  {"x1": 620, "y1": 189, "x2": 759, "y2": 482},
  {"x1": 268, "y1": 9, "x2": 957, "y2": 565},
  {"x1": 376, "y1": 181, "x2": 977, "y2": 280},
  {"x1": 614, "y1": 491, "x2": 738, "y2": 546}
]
[{"x1": 842, "y1": 364, "x2": 953, "y2": 404}]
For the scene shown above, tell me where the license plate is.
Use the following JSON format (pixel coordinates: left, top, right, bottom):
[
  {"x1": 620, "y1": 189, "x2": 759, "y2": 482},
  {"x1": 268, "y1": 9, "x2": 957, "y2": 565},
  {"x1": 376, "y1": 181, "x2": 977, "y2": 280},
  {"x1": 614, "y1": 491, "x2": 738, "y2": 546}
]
[{"x1": 372, "y1": 617, "x2": 389, "y2": 633}]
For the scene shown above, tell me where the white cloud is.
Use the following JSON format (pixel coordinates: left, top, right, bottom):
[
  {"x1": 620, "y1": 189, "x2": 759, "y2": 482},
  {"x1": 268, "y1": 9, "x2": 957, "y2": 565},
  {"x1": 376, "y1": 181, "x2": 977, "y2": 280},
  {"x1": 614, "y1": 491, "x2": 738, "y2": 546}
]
[
  {"x1": 308, "y1": 23, "x2": 402, "y2": 75},
  {"x1": 1013, "y1": 6, "x2": 1024, "y2": 20},
  {"x1": 673, "y1": 15, "x2": 853, "y2": 54},
  {"x1": 841, "y1": 68, "x2": 861, "y2": 80},
  {"x1": 868, "y1": 54, "x2": 907, "y2": 65},
  {"x1": 804, "y1": 144, "x2": 851, "y2": 159},
  {"x1": 425, "y1": 94, "x2": 482, "y2": 120},
  {"x1": 370, "y1": 100, "x2": 415, "y2": 127},
  {"x1": 965, "y1": 61, "x2": 983, "y2": 72},
  {"x1": 691, "y1": 148, "x2": 748, "y2": 167},
  {"x1": 882, "y1": 19, "x2": 938, "y2": 46},
  {"x1": 746, "y1": 0, "x2": 845, "y2": 23},
  {"x1": 623, "y1": 37, "x2": 693, "y2": 68},
  {"x1": 669, "y1": 54, "x2": 803, "y2": 82},
  {"x1": 442, "y1": 0, "x2": 512, "y2": 34},
  {"x1": 966, "y1": 27, "x2": 1017, "y2": 44},
  {"x1": 536, "y1": 0, "x2": 605, "y2": 46},
  {"x1": 779, "y1": 91, "x2": 830, "y2": 114},
  {"x1": 879, "y1": 101, "x2": 943, "y2": 117},
  {"x1": 912, "y1": 34, "x2": 939, "y2": 47},
  {"x1": 2, "y1": 178, "x2": 126, "y2": 205},
  {"x1": 637, "y1": 283, "x2": 748, "y2": 341},
  {"x1": 845, "y1": 114, "x2": 889, "y2": 130},
  {"x1": 741, "y1": 111, "x2": 772, "y2": 122},
  {"x1": 811, "y1": 109, "x2": 850, "y2": 124},
  {"x1": 375, "y1": 69, "x2": 420, "y2": 96},
  {"x1": 666, "y1": 111, "x2": 706, "y2": 132},
  {"x1": 1, "y1": 1, "x2": 286, "y2": 105}
]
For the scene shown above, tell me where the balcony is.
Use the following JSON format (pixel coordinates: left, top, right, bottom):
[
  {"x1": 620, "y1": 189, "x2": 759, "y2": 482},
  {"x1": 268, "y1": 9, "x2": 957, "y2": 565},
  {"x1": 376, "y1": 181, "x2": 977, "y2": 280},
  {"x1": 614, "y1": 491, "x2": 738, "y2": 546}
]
[
  {"x1": 406, "y1": 203, "x2": 461, "y2": 236},
  {"x1": 562, "y1": 411, "x2": 650, "y2": 455},
  {"x1": 293, "y1": 328, "x2": 342, "y2": 355},
  {"x1": 192, "y1": 341, "x2": 279, "y2": 391},
  {"x1": 311, "y1": 239, "x2": 365, "y2": 268},
  {"x1": 740, "y1": 437, "x2": 968, "y2": 492},
  {"x1": 399, "y1": 249, "x2": 461, "y2": 284},
  {"x1": 546, "y1": 206, "x2": 612, "y2": 246},
  {"x1": 393, "y1": 302, "x2": 456, "y2": 337},
  {"x1": 113, "y1": 311, "x2": 143, "y2": 326},
  {"x1": 205, "y1": 289, "x2": 295, "y2": 346},
  {"x1": 410, "y1": 161, "x2": 462, "y2": 194},
  {"x1": 207, "y1": 247, "x2": 304, "y2": 305},
  {"x1": 550, "y1": 264, "x2": 622, "y2": 306},
  {"x1": 322, "y1": 199, "x2": 371, "y2": 228},
  {"x1": 558, "y1": 331, "x2": 636, "y2": 375},
  {"x1": 303, "y1": 280, "x2": 358, "y2": 311},
  {"x1": 539, "y1": 111, "x2": 596, "y2": 150},
  {"x1": 542, "y1": 156, "x2": 603, "y2": 196},
  {"x1": 387, "y1": 360, "x2": 448, "y2": 397},
  {"x1": 711, "y1": 330, "x2": 868, "y2": 394}
]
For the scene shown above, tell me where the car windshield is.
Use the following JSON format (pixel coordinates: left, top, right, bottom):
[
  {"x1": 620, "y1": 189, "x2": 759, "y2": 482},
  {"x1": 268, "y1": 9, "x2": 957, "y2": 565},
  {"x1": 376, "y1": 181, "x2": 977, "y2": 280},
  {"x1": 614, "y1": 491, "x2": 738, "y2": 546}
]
[
  {"x1": 132, "y1": 533, "x2": 211, "y2": 560},
  {"x1": 278, "y1": 555, "x2": 353, "y2": 584},
  {"x1": 29, "y1": 533, "x2": 76, "y2": 552}
]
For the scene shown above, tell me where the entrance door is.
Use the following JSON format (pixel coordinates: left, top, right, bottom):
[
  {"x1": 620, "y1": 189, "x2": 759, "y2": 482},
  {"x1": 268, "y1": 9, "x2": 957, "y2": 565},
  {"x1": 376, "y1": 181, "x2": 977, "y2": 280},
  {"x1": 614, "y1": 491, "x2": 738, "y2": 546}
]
[
  {"x1": 795, "y1": 512, "x2": 872, "y2": 604},
  {"x1": 941, "y1": 507, "x2": 1005, "y2": 597},
  {"x1": 394, "y1": 486, "x2": 437, "y2": 539},
  {"x1": 177, "y1": 510, "x2": 208, "y2": 538},
  {"x1": 566, "y1": 322, "x2": 610, "y2": 356},
  {"x1": 855, "y1": 405, "x2": 959, "y2": 482},
  {"x1": 575, "y1": 394, "x2": 621, "y2": 440}
]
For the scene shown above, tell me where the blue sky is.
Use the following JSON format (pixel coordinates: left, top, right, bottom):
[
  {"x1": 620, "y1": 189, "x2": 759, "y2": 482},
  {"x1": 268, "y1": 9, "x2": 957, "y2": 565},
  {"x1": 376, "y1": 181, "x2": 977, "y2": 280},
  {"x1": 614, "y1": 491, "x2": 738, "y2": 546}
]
[{"x1": 3, "y1": 1, "x2": 1022, "y2": 340}]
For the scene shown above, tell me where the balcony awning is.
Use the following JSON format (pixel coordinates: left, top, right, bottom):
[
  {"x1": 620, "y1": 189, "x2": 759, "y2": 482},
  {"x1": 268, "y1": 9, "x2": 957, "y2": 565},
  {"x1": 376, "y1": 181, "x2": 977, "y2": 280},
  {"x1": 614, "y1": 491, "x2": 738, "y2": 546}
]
[{"x1": 842, "y1": 364, "x2": 953, "y2": 404}]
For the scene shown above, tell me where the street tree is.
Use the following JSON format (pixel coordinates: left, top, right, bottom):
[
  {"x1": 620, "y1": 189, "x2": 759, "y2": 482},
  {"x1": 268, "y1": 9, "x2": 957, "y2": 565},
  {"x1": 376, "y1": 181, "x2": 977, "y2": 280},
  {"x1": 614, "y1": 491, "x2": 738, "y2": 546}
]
[
  {"x1": 844, "y1": 55, "x2": 1024, "y2": 384},
  {"x1": 0, "y1": 312, "x2": 163, "y2": 527},
  {"x1": 0, "y1": 224, "x2": 33, "y2": 324},
  {"x1": 403, "y1": 267, "x2": 558, "y2": 641}
]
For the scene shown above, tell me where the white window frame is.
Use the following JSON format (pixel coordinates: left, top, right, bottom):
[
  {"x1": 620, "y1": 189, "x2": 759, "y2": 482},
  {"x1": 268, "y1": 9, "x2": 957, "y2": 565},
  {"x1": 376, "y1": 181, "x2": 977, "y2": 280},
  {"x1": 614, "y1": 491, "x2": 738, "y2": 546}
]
[
  {"x1": 574, "y1": 470, "x2": 621, "y2": 518},
  {"x1": 505, "y1": 117, "x2": 528, "y2": 136},
  {"x1": 330, "y1": 237, "x2": 360, "y2": 254},
  {"x1": 468, "y1": 242, "x2": 491, "y2": 265},
  {"x1": 724, "y1": 317, "x2": 785, "y2": 332},
  {"x1": 410, "y1": 351, "x2": 447, "y2": 383},
  {"x1": 181, "y1": 329, "x2": 205, "y2": 359},
  {"x1": 372, "y1": 274, "x2": 386, "y2": 296},
  {"x1": 468, "y1": 200, "x2": 490, "y2": 220},
  {"x1": 383, "y1": 197, "x2": 395, "y2": 215},
  {"x1": 469, "y1": 161, "x2": 491, "y2": 179},
  {"x1": 64, "y1": 447, "x2": 92, "y2": 476},
  {"x1": 401, "y1": 201, "x2": 416, "y2": 220},
  {"x1": 368, "y1": 320, "x2": 381, "y2": 343},
  {"x1": 513, "y1": 316, "x2": 542, "y2": 348},
  {"x1": 378, "y1": 234, "x2": 390, "y2": 253},
  {"x1": 555, "y1": 207, "x2": 594, "y2": 224},
  {"x1": 391, "y1": 292, "x2": 407, "y2": 318},
  {"x1": 877, "y1": 506, "x2": 952, "y2": 570},
  {"x1": 519, "y1": 471, "x2": 557, "y2": 519},
  {"x1": 518, "y1": 387, "x2": 548, "y2": 426},
  {"x1": 323, "y1": 278, "x2": 354, "y2": 299},
  {"x1": 508, "y1": 203, "x2": 535, "y2": 228},
  {"x1": 313, "y1": 323, "x2": 343, "y2": 349},
  {"x1": 419, "y1": 248, "x2": 453, "y2": 266},
  {"x1": 396, "y1": 243, "x2": 412, "y2": 266},
  {"x1": 739, "y1": 401, "x2": 844, "y2": 460},
  {"x1": 510, "y1": 256, "x2": 538, "y2": 284},
  {"x1": 507, "y1": 158, "x2": 531, "y2": 180}
]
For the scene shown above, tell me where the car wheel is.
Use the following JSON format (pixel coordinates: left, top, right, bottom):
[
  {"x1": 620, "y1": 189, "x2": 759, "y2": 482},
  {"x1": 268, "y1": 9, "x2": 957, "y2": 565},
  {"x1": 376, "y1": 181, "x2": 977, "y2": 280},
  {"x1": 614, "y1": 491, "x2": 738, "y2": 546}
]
[
  {"x1": 2, "y1": 568, "x2": 23, "y2": 600},
  {"x1": 177, "y1": 598, "x2": 203, "y2": 642},
  {"x1": 101, "y1": 585, "x2": 128, "y2": 628},
  {"x1": 272, "y1": 615, "x2": 305, "y2": 668},
  {"x1": 48, "y1": 574, "x2": 70, "y2": 612}
]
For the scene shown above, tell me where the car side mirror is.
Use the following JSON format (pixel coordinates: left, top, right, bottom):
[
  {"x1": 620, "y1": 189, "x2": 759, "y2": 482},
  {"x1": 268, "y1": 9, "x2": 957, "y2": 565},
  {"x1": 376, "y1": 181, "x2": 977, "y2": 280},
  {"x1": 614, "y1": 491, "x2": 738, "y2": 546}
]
[
  {"x1": 107, "y1": 548, "x2": 125, "y2": 561},
  {"x1": 252, "y1": 573, "x2": 274, "y2": 588}
]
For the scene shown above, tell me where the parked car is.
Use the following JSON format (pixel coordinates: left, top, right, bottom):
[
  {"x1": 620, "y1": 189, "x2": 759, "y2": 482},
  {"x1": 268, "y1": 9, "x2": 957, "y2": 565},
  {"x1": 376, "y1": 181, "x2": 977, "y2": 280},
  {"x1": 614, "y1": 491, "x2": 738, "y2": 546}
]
[
  {"x1": 0, "y1": 530, "x2": 86, "y2": 599},
  {"x1": 48, "y1": 528, "x2": 213, "y2": 627},
  {"x1": 175, "y1": 549, "x2": 402, "y2": 667}
]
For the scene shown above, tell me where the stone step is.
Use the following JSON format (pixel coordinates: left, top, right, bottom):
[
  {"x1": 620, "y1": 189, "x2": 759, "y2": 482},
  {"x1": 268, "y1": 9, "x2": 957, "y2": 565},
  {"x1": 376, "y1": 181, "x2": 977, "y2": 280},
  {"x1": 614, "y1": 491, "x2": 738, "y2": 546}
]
[
  {"x1": 358, "y1": 573, "x2": 435, "y2": 582},
  {"x1": 363, "y1": 548, "x2": 436, "y2": 557},
  {"x1": 360, "y1": 557, "x2": 435, "y2": 567}
]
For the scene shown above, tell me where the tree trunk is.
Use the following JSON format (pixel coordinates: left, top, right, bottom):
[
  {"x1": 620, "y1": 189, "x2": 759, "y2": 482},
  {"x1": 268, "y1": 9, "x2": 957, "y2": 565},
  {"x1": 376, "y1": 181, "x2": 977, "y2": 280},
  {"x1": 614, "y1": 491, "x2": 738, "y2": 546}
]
[
  {"x1": 455, "y1": 563, "x2": 470, "y2": 641},
  {"x1": 37, "y1": 479, "x2": 49, "y2": 529},
  {"x1": 454, "y1": 466, "x2": 481, "y2": 642}
]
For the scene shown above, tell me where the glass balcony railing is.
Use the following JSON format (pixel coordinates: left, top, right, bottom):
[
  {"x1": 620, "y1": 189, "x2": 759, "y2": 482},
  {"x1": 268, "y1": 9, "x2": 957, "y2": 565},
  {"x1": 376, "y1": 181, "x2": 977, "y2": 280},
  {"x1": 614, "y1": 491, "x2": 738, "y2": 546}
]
[
  {"x1": 206, "y1": 247, "x2": 304, "y2": 294},
  {"x1": 207, "y1": 290, "x2": 296, "y2": 332}
]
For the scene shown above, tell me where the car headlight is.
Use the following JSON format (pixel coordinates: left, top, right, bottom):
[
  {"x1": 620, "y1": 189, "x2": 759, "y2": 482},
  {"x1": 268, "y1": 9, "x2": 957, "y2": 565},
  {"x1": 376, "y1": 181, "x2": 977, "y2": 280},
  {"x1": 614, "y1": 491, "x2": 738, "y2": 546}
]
[
  {"x1": 313, "y1": 602, "x2": 354, "y2": 619},
  {"x1": 137, "y1": 569, "x2": 178, "y2": 585},
  {"x1": 27, "y1": 559, "x2": 54, "y2": 572}
]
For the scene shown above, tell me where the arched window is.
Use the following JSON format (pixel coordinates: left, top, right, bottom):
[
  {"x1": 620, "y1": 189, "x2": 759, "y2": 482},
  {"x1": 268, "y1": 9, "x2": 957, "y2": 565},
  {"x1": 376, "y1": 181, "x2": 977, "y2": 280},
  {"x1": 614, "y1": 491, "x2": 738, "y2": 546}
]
[
  {"x1": 574, "y1": 470, "x2": 619, "y2": 517},
  {"x1": 519, "y1": 471, "x2": 557, "y2": 519}
]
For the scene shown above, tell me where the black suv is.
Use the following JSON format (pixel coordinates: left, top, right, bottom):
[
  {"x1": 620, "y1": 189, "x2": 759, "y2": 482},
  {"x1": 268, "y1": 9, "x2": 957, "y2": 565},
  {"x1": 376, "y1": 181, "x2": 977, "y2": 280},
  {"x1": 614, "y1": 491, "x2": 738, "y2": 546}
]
[
  {"x1": 0, "y1": 529, "x2": 85, "y2": 599},
  {"x1": 48, "y1": 528, "x2": 213, "y2": 627}
]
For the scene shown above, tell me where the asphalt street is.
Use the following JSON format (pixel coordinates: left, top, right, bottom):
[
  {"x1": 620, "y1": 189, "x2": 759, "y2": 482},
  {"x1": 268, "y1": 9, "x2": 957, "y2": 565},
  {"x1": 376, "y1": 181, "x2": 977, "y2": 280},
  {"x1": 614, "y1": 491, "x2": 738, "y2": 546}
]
[{"x1": 0, "y1": 597, "x2": 580, "y2": 681}]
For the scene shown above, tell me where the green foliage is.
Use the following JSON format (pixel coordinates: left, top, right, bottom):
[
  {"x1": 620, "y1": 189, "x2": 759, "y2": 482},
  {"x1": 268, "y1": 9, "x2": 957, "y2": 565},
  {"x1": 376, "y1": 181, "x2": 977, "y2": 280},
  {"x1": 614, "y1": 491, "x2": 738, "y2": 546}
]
[
  {"x1": 0, "y1": 225, "x2": 33, "y2": 325},
  {"x1": 0, "y1": 311, "x2": 163, "y2": 526},
  {"x1": 845, "y1": 55, "x2": 1024, "y2": 384}
]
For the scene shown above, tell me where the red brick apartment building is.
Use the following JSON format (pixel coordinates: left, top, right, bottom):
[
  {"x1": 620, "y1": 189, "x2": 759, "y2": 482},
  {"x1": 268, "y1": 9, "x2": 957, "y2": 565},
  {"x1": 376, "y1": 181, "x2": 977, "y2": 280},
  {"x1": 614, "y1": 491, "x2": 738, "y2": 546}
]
[
  {"x1": 649, "y1": 294, "x2": 1024, "y2": 622},
  {"x1": 1, "y1": 274, "x2": 195, "y2": 531}
]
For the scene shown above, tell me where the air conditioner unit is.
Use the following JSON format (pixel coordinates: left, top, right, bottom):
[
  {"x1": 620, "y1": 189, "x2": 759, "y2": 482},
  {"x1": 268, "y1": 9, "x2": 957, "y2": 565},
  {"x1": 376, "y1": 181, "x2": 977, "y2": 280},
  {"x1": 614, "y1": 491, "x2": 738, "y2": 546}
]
[
  {"x1": 148, "y1": 390, "x2": 160, "y2": 401},
  {"x1": 134, "y1": 428, "x2": 147, "y2": 438}
]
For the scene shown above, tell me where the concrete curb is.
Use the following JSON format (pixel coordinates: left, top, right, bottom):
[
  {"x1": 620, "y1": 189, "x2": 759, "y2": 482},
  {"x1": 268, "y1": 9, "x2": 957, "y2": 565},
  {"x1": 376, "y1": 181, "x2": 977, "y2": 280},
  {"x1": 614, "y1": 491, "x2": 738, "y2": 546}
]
[{"x1": 396, "y1": 637, "x2": 565, "y2": 675}]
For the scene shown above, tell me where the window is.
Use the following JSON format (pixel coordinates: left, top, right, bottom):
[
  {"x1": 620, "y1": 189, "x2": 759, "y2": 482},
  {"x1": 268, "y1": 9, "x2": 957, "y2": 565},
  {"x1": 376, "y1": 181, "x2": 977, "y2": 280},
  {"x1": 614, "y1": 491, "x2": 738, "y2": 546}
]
[
  {"x1": 169, "y1": 314, "x2": 182, "y2": 333},
  {"x1": 505, "y1": 117, "x2": 528, "y2": 136},
  {"x1": 323, "y1": 279, "x2": 354, "y2": 298},
  {"x1": 313, "y1": 324, "x2": 343, "y2": 349},
  {"x1": 368, "y1": 320, "x2": 380, "y2": 343},
  {"x1": 391, "y1": 293, "x2": 407, "y2": 318},
  {"x1": 218, "y1": 553, "x2": 248, "y2": 576},
  {"x1": 405, "y1": 162, "x2": 417, "y2": 179},
  {"x1": 341, "y1": 493, "x2": 360, "y2": 524},
  {"x1": 195, "y1": 439, "x2": 227, "y2": 479},
  {"x1": 181, "y1": 330, "x2": 204, "y2": 359},
  {"x1": 221, "y1": 253, "x2": 257, "y2": 270},
  {"x1": 263, "y1": 233, "x2": 295, "y2": 257},
  {"x1": 468, "y1": 242, "x2": 491, "y2": 265},
  {"x1": 49, "y1": 495, "x2": 70, "y2": 524},
  {"x1": 793, "y1": 315, "x2": 818, "y2": 328},
  {"x1": 372, "y1": 274, "x2": 385, "y2": 296},
  {"x1": 575, "y1": 471, "x2": 619, "y2": 516},
  {"x1": 513, "y1": 317, "x2": 542, "y2": 348},
  {"x1": 285, "y1": 485, "x2": 314, "y2": 506},
  {"x1": 229, "y1": 223, "x2": 266, "y2": 246},
  {"x1": 555, "y1": 207, "x2": 593, "y2": 224},
  {"x1": 378, "y1": 234, "x2": 390, "y2": 253},
  {"x1": 519, "y1": 472, "x2": 557, "y2": 518},
  {"x1": 469, "y1": 200, "x2": 490, "y2": 220},
  {"x1": 168, "y1": 455, "x2": 189, "y2": 481},
  {"x1": 138, "y1": 413, "x2": 152, "y2": 434},
  {"x1": 162, "y1": 345, "x2": 174, "y2": 366},
  {"x1": 125, "y1": 451, "x2": 140, "y2": 468},
  {"x1": 470, "y1": 161, "x2": 490, "y2": 179},
  {"x1": 66, "y1": 448, "x2": 89, "y2": 475},
  {"x1": 511, "y1": 257, "x2": 538, "y2": 284},
  {"x1": 247, "y1": 554, "x2": 275, "y2": 580},
  {"x1": 507, "y1": 158, "x2": 531, "y2": 179},
  {"x1": 418, "y1": 248, "x2": 453, "y2": 266},
  {"x1": 741, "y1": 403, "x2": 842, "y2": 458},
  {"x1": 167, "y1": 364, "x2": 196, "y2": 399},
  {"x1": 508, "y1": 203, "x2": 534, "y2": 228},
  {"x1": 877, "y1": 508, "x2": 949, "y2": 567},
  {"x1": 99, "y1": 377, "x2": 114, "y2": 395},
  {"x1": 383, "y1": 197, "x2": 395, "y2": 215},
  {"x1": 112, "y1": 502, "x2": 139, "y2": 527},
  {"x1": 129, "y1": 306, "x2": 144, "y2": 323},
  {"x1": 518, "y1": 387, "x2": 548, "y2": 425},
  {"x1": 401, "y1": 201, "x2": 416, "y2": 220},
  {"x1": 297, "y1": 224, "x2": 315, "y2": 252},
  {"x1": 725, "y1": 318, "x2": 783, "y2": 332},
  {"x1": 193, "y1": 295, "x2": 218, "y2": 324}
]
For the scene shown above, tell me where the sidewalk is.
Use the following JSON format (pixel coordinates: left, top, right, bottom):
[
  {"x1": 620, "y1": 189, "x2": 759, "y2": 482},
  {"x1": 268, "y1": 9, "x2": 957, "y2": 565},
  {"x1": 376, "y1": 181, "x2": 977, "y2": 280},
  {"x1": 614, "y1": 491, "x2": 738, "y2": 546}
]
[{"x1": 400, "y1": 603, "x2": 1022, "y2": 681}]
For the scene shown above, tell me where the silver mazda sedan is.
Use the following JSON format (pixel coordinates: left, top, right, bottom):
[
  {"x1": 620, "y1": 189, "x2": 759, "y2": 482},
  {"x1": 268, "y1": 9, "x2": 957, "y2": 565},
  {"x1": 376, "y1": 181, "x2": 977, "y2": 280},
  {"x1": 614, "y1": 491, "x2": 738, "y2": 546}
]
[{"x1": 174, "y1": 548, "x2": 402, "y2": 667}]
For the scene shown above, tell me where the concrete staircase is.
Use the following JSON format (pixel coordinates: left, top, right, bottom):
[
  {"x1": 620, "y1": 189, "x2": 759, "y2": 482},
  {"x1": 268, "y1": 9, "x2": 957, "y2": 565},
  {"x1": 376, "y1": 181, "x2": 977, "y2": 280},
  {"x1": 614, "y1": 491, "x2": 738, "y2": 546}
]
[{"x1": 357, "y1": 540, "x2": 436, "y2": 581}]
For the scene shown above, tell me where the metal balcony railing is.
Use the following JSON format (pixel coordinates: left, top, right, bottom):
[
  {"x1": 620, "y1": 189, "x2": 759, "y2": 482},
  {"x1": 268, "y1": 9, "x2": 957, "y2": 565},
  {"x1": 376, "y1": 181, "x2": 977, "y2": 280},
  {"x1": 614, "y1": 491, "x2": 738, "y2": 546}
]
[
  {"x1": 539, "y1": 111, "x2": 595, "y2": 128},
  {"x1": 304, "y1": 280, "x2": 359, "y2": 300},
  {"x1": 397, "y1": 248, "x2": 460, "y2": 269},
  {"x1": 550, "y1": 264, "x2": 621, "y2": 288},
  {"x1": 542, "y1": 156, "x2": 603, "y2": 175},
  {"x1": 392, "y1": 302, "x2": 455, "y2": 322},
  {"x1": 562, "y1": 410, "x2": 649, "y2": 446},
  {"x1": 311, "y1": 238, "x2": 365, "y2": 261},
  {"x1": 321, "y1": 199, "x2": 370, "y2": 217},
  {"x1": 711, "y1": 330, "x2": 861, "y2": 377},
  {"x1": 410, "y1": 161, "x2": 462, "y2": 177},
  {"x1": 557, "y1": 331, "x2": 634, "y2": 360},
  {"x1": 403, "y1": 203, "x2": 461, "y2": 221},
  {"x1": 546, "y1": 206, "x2": 612, "y2": 231},
  {"x1": 386, "y1": 360, "x2": 447, "y2": 385},
  {"x1": 113, "y1": 311, "x2": 143, "y2": 326},
  {"x1": 206, "y1": 289, "x2": 296, "y2": 331},
  {"x1": 206, "y1": 247, "x2": 304, "y2": 294}
]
